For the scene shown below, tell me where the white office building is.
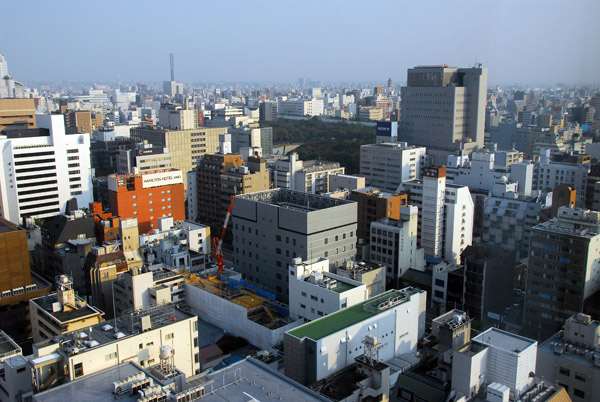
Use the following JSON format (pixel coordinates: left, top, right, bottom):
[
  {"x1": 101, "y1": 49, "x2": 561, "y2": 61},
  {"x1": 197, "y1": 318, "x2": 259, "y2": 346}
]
[
  {"x1": 284, "y1": 287, "x2": 426, "y2": 386},
  {"x1": 288, "y1": 257, "x2": 368, "y2": 322},
  {"x1": 369, "y1": 206, "x2": 425, "y2": 287},
  {"x1": 278, "y1": 99, "x2": 324, "y2": 117},
  {"x1": 535, "y1": 149, "x2": 589, "y2": 207},
  {"x1": 0, "y1": 114, "x2": 93, "y2": 224},
  {"x1": 401, "y1": 167, "x2": 473, "y2": 263},
  {"x1": 452, "y1": 328, "x2": 537, "y2": 401},
  {"x1": 359, "y1": 142, "x2": 427, "y2": 193}
]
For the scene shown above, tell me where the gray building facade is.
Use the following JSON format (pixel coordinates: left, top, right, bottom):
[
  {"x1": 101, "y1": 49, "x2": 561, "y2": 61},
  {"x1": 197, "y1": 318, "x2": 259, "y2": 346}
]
[{"x1": 231, "y1": 189, "x2": 357, "y2": 302}]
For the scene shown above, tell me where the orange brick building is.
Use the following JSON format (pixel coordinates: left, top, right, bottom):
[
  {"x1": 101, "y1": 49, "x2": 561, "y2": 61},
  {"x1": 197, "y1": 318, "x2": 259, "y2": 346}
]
[
  {"x1": 107, "y1": 169, "x2": 185, "y2": 234},
  {"x1": 350, "y1": 187, "x2": 408, "y2": 242}
]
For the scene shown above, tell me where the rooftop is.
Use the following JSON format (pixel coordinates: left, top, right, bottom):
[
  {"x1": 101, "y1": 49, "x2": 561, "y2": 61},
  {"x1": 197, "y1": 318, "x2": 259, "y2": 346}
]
[
  {"x1": 472, "y1": 327, "x2": 536, "y2": 355},
  {"x1": 288, "y1": 288, "x2": 421, "y2": 340},
  {"x1": 34, "y1": 304, "x2": 194, "y2": 354},
  {"x1": 32, "y1": 293, "x2": 104, "y2": 324},
  {"x1": 0, "y1": 330, "x2": 21, "y2": 361},
  {"x1": 0, "y1": 217, "x2": 19, "y2": 234},
  {"x1": 235, "y1": 188, "x2": 354, "y2": 212},
  {"x1": 33, "y1": 358, "x2": 327, "y2": 402}
]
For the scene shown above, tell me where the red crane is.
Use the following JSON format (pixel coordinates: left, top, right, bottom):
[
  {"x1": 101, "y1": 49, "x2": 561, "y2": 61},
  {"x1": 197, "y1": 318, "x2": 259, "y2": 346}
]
[{"x1": 212, "y1": 195, "x2": 235, "y2": 275}]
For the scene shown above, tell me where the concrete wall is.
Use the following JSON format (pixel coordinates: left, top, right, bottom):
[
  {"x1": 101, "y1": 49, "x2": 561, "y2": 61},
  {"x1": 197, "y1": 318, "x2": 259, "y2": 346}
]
[{"x1": 185, "y1": 284, "x2": 301, "y2": 351}]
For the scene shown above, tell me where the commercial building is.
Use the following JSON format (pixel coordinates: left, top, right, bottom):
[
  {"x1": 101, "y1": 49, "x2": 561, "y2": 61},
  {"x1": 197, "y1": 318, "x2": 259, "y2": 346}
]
[
  {"x1": 452, "y1": 327, "x2": 537, "y2": 401},
  {"x1": 231, "y1": 189, "x2": 357, "y2": 302},
  {"x1": 350, "y1": 187, "x2": 408, "y2": 244},
  {"x1": 29, "y1": 275, "x2": 104, "y2": 343},
  {"x1": 359, "y1": 142, "x2": 427, "y2": 193},
  {"x1": 284, "y1": 287, "x2": 426, "y2": 385},
  {"x1": 130, "y1": 125, "x2": 228, "y2": 192},
  {"x1": 116, "y1": 142, "x2": 172, "y2": 175},
  {"x1": 335, "y1": 260, "x2": 386, "y2": 298},
  {"x1": 288, "y1": 257, "x2": 368, "y2": 322},
  {"x1": 278, "y1": 99, "x2": 323, "y2": 117},
  {"x1": 259, "y1": 100, "x2": 278, "y2": 121},
  {"x1": 535, "y1": 150, "x2": 590, "y2": 207},
  {"x1": 107, "y1": 169, "x2": 185, "y2": 234},
  {"x1": 481, "y1": 178, "x2": 551, "y2": 260},
  {"x1": 369, "y1": 206, "x2": 425, "y2": 288},
  {"x1": 0, "y1": 114, "x2": 93, "y2": 224},
  {"x1": 138, "y1": 216, "x2": 211, "y2": 272},
  {"x1": 537, "y1": 313, "x2": 600, "y2": 402},
  {"x1": 524, "y1": 207, "x2": 600, "y2": 340},
  {"x1": 399, "y1": 65, "x2": 487, "y2": 164},
  {"x1": 0, "y1": 98, "x2": 36, "y2": 130},
  {"x1": 29, "y1": 303, "x2": 200, "y2": 393},
  {"x1": 113, "y1": 268, "x2": 185, "y2": 316},
  {"x1": 271, "y1": 152, "x2": 345, "y2": 194},
  {"x1": 401, "y1": 167, "x2": 474, "y2": 263},
  {"x1": 328, "y1": 174, "x2": 366, "y2": 192},
  {"x1": 0, "y1": 218, "x2": 52, "y2": 347}
]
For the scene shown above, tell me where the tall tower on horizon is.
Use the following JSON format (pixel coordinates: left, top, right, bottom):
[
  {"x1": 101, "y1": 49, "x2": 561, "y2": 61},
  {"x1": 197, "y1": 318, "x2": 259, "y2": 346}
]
[{"x1": 170, "y1": 53, "x2": 175, "y2": 81}]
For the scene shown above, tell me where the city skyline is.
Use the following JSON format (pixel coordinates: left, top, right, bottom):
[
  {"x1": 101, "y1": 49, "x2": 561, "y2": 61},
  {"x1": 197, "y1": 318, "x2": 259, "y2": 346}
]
[{"x1": 2, "y1": 0, "x2": 599, "y2": 86}]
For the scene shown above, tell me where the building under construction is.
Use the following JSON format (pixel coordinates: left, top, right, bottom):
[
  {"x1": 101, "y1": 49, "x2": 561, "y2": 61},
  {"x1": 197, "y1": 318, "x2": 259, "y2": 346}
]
[{"x1": 184, "y1": 269, "x2": 301, "y2": 351}]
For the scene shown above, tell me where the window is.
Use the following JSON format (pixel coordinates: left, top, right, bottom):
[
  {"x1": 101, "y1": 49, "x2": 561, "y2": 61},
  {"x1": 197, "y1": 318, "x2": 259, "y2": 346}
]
[
  {"x1": 300, "y1": 304, "x2": 306, "y2": 309},
  {"x1": 574, "y1": 389, "x2": 585, "y2": 399},
  {"x1": 132, "y1": 195, "x2": 137, "y2": 199},
  {"x1": 74, "y1": 363, "x2": 84, "y2": 378},
  {"x1": 301, "y1": 292, "x2": 307, "y2": 297},
  {"x1": 559, "y1": 367, "x2": 570, "y2": 376},
  {"x1": 105, "y1": 352, "x2": 117, "y2": 361},
  {"x1": 149, "y1": 201, "x2": 153, "y2": 205},
  {"x1": 165, "y1": 333, "x2": 174, "y2": 340},
  {"x1": 575, "y1": 372, "x2": 586, "y2": 382}
]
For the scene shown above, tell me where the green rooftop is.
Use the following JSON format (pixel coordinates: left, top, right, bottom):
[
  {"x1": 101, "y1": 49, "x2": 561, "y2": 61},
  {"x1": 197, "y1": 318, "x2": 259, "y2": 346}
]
[
  {"x1": 330, "y1": 281, "x2": 356, "y2": 294},
  {"x1": 288, "y1": 290, "x2": 404, "y2": 340}
]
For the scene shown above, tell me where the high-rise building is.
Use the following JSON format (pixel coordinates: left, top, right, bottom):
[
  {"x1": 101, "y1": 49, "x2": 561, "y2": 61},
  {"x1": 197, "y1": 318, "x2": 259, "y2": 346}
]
[
  {"x1": 524, "y1": 206, "x2": 600, "y2": 340},
  {"x1": 401, "y1": 167, "x2": 474, "y2": 263},
  {"x1": 231, "y1": 189, "x2": 357, "y2": 302},
  {"x1": 259, "y1": 101, "x2": 278, "y2": 122},
  {"x1": 0, "y1": 98, "x2": 36, "y2": 130},
  {"x1": 0, "y1": 114, "x2": 93, "y2": 224},
  {"x1": 369, "y1": 206, "x2": 425, "y2": 288},
  {"x1": 399, "y1": 65, "x2": 487, "y2": 164},
  {"x1": 360, "y1": 142, "x2": 427, "y2": 192},
  {"x1": 107, "y1": 169, "x2": 185, "y2": 234},
  {"x1": 349, "y1": 187, "x2": 408, "y2": 243},
  {"x1": 130, "y1": 125, "x2": 228, "y2": 192}
]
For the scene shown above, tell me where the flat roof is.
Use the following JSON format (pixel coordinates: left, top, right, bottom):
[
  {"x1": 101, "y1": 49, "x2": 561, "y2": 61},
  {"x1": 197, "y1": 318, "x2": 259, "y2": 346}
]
[
  {"x1": 32, "y1": 293, "x2": 104, "y2": 324},
  {"x1": 288, "y1": 289, "x2": 418, "y2": 340},
  {"x1": 33, "y1": 358, "x2": 327, "y2": 402},
  {"x1": 34, "y1": 305, "x2": 194, "y2": 352},
  {"x1": 0, "y1": 330, "x2": 21, "y2": 358},
  {"x1": 473, "y1": 327, "x2": 536, "y2": 354}
]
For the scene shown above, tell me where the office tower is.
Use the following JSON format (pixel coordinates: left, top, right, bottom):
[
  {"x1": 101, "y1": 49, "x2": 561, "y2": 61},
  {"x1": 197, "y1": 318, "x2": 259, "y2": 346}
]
[
  {"x1": 360, "y1": 142, "x2": 427, "y2": 192},
  {"x1": 349, "y1": 187, "x2": 408, "y2": 243},
  {"x1": 259, "y1": 101, "x2": 278, "y2": 121},
  {"x1": 401, "y1": 167, "x2": 474, "y2": 263},
  {"x1": 130, "y1": 125, "x2": 228, "y2": 192},
  {"x1": 369, "y1": 206, "x2": 425, "y2": 288},
  {"x1": 0, "y1": 114, "x2": 93, "y2": 224},
  {"x1": 231, "y1": 189, "x2": 357, "y2": 302},
  {"x1": 0, "y1": 98, "x2": 36, "y2": 130},
  {"x1": 0, "y1": 218, "x2": 52, "y2": 347},
  {"x1": 399, "y1": 65, "x2": 487, "y2": 164},
  {"x1": 271, "y1": 152, "x2": 344, "y2": 193},
  {"x1": 195, "y1": 153, "x2": 270, "y2": 232},
  {"x1": 107, "y1": 169, "x2": 185, "y2": 234},
  {"x1": 524, "y1": 206, "x2": 600, "y2": 340},
  {"x1": 535, "y1": 150, "x2": 590, "y2": 208}
]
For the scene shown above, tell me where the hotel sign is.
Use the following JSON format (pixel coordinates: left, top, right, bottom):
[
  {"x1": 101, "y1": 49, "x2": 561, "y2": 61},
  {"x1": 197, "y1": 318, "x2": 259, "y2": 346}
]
[{"x1": 142, "y1": 171, "x2": 183, "y2": 188}]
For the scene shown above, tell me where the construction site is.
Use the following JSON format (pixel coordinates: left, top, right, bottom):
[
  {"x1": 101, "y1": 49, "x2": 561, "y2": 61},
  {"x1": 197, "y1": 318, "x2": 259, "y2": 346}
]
[{"x1": 183, "y1": 268, "x2": 302, "y2": 351}]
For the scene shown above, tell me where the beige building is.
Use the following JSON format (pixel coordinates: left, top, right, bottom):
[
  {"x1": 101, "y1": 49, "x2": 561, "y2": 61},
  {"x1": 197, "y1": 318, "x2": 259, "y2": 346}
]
[
  {"x1": 0, "y1": 98, "x2": 36, "y2": 130},
  {"x1": 130, "y1": 126, "x2": 228, "y2": 192},
  {"x1": 30, "y1": 304, "x2": 200, "y2": 393},
  {"x1": 358, "y1": 106, "x2": 384, "y2": 121},
  {"x1": 29, "y1": 276, "x2": 104, "y2": 343}
]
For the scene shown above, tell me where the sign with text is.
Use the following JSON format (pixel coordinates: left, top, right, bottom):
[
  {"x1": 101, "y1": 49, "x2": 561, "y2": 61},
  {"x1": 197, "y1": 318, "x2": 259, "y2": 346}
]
[
  {"x1": 376, "y1": 121, "x2": 398, "y2": 137},
  {"x1": 142, "y1": 171, "x2": 183, "y2": 188}
]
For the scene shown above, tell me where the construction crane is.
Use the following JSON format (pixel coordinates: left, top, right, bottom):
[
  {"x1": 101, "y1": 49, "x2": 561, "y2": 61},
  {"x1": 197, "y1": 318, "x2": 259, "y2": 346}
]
[{"x1": 212, "y1": 195, "x2": 235, "y2": 275}]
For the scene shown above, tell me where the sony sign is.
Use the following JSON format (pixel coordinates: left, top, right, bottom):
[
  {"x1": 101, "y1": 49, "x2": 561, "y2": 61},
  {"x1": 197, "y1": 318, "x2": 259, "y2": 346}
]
[
  {"x1": 142, "y1": 170, "x2": 183, "y2": 188},
  {"x1": 376, "y1": 121, "x2": 398, "y2": 137}
]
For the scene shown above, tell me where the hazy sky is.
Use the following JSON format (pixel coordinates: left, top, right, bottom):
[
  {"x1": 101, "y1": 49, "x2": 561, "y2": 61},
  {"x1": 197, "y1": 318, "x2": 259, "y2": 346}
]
[{"x1": 2, "y1": 0, "x2": 599, "y2": 86}]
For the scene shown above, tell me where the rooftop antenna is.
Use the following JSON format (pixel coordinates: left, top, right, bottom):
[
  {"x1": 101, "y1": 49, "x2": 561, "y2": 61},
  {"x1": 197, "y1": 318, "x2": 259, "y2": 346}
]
[{"x1": 170, "y1": 53, "x2": 175, "y2": 81}]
